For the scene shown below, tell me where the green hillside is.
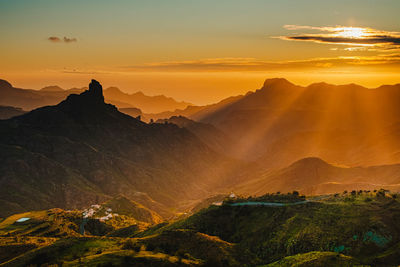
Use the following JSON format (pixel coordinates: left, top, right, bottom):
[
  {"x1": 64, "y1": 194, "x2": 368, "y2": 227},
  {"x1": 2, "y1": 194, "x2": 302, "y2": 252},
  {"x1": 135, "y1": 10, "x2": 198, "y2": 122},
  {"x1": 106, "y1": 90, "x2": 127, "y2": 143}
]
[
  {"x1": 2, "y1": 191, "x2": 400, "y2": 266},
  {"x1": 140, "y1": 191, "x2": 400, "y2": 266}
]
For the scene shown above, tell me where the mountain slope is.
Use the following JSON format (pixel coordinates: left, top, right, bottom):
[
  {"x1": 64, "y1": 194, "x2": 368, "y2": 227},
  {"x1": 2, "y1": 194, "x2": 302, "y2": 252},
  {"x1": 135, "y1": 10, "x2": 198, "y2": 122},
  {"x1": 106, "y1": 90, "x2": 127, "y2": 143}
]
[
  {"x1": 0, "y1": 80, "x2": 241, "y2": 218},
  {"x1": 184, "y1": 78, "x2": 400, "y2": 168},
  {"x1": 235, "y1": 157, "x2": 400, "y2": 195},
  {"x1": 156, "y1": 116, "x2": 234, "y2": 156},
  {"x1": 102, "y1": 195, "x2": 163, "y2": 224}
]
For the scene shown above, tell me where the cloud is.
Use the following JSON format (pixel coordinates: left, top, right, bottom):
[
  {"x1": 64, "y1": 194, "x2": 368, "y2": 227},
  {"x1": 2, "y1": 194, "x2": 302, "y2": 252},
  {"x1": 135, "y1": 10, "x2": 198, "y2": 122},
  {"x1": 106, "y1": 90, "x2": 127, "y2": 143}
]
[
  {"x1": 63, "y1": 37, "x2": 77, "y2": 43},
  {"x1": 121, "y1": 55, "x2": 400, "y2": 72},
  {"x1": 277, "y1": 25, "x2": 400, "y2": 50},
  {"x1": 48, "y1": 36, "x2": 61, "y2": 43},
  {"x1": 47, "y1": 36, "x2": 77, "y2": 43},
  {"x1": 60, "y1": 68, "x2": 111, "y2": 75}
]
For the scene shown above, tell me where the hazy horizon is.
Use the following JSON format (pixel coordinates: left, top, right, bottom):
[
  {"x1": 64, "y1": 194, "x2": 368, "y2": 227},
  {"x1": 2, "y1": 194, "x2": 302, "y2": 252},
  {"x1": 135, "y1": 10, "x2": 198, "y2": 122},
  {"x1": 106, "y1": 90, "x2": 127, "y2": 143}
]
[
  {"x1": 4, "y1": 76, "x2": 400, "y2": 106},
  {"x1": 2, "y1": 0, "x2": 400, "y2": 104}
]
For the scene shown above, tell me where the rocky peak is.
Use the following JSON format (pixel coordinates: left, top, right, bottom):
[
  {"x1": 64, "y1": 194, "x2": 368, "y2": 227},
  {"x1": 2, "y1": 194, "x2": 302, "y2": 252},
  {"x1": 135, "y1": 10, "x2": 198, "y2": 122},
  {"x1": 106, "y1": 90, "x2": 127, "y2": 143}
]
[
  {"x1": 87, "y1": 79, "x2": 104, "y2": 102},
  {"x1": 262, "y1": 78, "x2": 294, "y2": 89},
  {"x1": 58, "y1": 79, "x2": 108, "y2": 115}
]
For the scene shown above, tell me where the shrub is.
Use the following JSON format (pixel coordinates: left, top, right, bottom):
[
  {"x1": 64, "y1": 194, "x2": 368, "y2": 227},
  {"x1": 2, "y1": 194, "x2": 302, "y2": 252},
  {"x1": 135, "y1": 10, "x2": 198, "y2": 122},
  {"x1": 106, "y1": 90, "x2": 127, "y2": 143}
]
[{"x1": 122, "y1": 239, "x2": 141, "y2": 252}]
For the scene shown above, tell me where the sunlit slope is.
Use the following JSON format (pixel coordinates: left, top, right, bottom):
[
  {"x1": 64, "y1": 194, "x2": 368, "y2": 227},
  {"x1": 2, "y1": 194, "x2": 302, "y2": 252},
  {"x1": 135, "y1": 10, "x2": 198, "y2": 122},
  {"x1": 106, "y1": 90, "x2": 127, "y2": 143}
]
[
  {"x1": 0, "y1": 196, "x2": 164, "y2": 239},
  {"x1": 235, "y1": 157, "x2": 400, "y2": 196},
  {"x1": 263, "y1": 251, "x2": 360, "y2": 267},
  {"x1": 188, "y1": 78, "x2": 400, "y2": 168}
]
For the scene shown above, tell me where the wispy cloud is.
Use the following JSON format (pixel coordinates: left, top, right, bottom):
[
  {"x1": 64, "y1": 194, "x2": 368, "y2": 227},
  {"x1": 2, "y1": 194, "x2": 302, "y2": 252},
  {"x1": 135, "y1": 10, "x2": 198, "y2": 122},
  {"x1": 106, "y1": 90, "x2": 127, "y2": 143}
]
[
  {"x1": 47, "y1": 36, "x2": 77, "y2": 43},
  {"x1": 278, "y1": 25, "x2": 400, "y2": 50},
  {"x1": 121, "y1": 55, "x2": 400, "y2": 72}
]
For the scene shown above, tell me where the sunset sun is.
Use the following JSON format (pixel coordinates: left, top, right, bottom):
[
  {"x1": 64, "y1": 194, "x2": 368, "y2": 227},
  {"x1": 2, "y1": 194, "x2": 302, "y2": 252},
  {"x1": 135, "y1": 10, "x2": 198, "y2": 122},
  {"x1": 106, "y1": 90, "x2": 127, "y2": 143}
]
[{"x1": 336, "y1": 27, "x2": 367, "y2": 38}]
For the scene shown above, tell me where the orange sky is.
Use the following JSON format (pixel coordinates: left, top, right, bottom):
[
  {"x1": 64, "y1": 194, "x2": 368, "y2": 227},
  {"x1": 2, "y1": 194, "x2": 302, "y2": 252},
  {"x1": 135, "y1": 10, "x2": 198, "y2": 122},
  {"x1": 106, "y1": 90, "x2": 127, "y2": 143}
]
[{"x1": 1, "y1": 0, "x2": 399, "y2": 104}]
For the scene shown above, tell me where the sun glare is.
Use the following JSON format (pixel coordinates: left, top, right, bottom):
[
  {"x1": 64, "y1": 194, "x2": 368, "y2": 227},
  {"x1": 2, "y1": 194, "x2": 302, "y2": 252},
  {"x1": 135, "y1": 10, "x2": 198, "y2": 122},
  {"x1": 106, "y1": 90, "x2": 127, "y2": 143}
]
[{"x1": 335, "y1": 27, "x2": 368, "y2": 39}]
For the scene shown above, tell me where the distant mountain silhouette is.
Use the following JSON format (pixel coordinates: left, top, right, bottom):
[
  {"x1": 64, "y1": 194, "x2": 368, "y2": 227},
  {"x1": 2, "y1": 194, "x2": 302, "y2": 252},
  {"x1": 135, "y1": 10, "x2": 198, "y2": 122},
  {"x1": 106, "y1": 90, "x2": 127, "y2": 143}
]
[
  {"x1": 0, "y1": 79, "x2": 242, "y2": 218},
  {"x1": 119, "y1": 107, "x2": 143, "y2": 119},
  {"x1": 235, "y1": 157, "x2": 400, "y2": 195},
  {"x1": 104, "y1": 87, "x2": 191, "y2": 113},
  {"x1": 40, "y1": 85, "x2": 64, "y2": 92},
  {"x1": 0, "y1": 105, "x2": 26, "y2": 119},
  {"x1": 0, "y1": 79, "x2": 190, "y2": 114},
  {"x1": 144, "y1": 94, "x2": 244, "y2": 122}
]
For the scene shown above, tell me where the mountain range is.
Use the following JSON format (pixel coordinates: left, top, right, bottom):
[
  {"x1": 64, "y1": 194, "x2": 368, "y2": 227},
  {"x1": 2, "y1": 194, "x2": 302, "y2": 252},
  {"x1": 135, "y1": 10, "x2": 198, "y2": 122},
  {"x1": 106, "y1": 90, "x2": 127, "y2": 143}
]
[{"x1": 3, "y1": 78, "x2": 400, "y2": 217}]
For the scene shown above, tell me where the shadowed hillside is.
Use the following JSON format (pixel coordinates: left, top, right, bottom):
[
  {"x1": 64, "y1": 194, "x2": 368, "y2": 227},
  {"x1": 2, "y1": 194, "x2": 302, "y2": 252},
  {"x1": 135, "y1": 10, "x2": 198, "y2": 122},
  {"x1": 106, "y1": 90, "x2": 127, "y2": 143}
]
[
  {"x1": 156, "y1": 116, "x2": 234, "y2": 156},
  {"x1": 0, "y1": 80, "x2": 244, "y2": 218}
]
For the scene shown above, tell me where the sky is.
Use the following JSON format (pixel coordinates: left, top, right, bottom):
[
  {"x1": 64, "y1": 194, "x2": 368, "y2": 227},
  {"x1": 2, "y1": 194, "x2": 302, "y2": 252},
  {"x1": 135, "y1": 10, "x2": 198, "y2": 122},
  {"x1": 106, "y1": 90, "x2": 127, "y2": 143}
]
[{"x1": 1, "y1": 0, "x2": 399, "y2": 104}]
